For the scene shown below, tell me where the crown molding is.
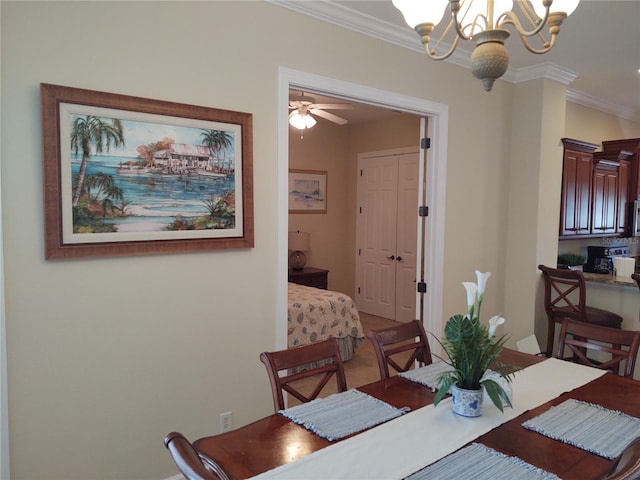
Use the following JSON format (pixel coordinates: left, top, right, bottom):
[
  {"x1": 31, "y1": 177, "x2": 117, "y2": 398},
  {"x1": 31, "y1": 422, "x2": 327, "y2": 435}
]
[
  {"x1": 566, "y1": 89, "x2": 639, "y2": 123},
  {"x1": 266, "y1": 0, "x2": 638, "y2": 122},
  {"x1": 505, "y1": 62, "x2": 578, "y2": 86}
]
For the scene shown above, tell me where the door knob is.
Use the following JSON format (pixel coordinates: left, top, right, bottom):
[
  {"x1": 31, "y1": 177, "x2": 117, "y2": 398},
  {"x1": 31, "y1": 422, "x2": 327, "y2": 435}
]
[
  {"x1": 396, "y1": 256, "x2": 403, "y2": 262},
  {"x1": 386, "y1": 255, "x2": 395, "y2": 260}
]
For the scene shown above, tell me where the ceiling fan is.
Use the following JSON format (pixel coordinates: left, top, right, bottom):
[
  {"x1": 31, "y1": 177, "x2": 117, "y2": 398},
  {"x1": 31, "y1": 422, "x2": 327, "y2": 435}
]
[{"x1": 288, "y1": 92, "x2": 354, "y2": 129}]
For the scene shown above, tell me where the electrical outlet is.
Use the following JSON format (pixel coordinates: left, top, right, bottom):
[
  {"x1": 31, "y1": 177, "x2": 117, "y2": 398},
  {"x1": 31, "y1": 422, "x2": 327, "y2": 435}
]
[{"x1": 219, "y1": 411, "x2": 232, "y2": 433}]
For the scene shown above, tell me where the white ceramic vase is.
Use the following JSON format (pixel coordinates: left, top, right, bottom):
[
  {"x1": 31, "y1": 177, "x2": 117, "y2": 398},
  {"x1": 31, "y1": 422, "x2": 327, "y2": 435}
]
[{"x1": 451, "y1": 384, "x2": 483, "y2": 417}]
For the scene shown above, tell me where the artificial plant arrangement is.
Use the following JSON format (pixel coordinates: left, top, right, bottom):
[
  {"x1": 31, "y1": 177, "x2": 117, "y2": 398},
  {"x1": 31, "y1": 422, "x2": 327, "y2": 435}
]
[
  {"x1": 557, "y1": 253, "x2": 586, "y2": 268},
  {"x1": 433, "y1": 271, "x2": 517, "y2": 412}
]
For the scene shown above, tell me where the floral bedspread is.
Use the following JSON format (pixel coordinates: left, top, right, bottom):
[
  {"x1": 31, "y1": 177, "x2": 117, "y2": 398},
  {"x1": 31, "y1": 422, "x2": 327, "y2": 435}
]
[{"x1": 288, "y1": 283, "x2": 364, "y2": 359}]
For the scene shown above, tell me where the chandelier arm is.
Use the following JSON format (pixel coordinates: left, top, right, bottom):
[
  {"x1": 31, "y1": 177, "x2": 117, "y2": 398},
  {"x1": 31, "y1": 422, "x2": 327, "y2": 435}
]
[
  {"x1": 519, "y1": 31, "x2": 558, "y2": 54},
  {"x1": 450, "y1": 0, "x2": 474, "y2": 41},
  {"x1": 415, "y1": 21, "x2": 462, "y2": 61},
  {"x1": 498, "y1": 9, "x2": 548, "y2": 38},
  {"x1": 424, "y1": 33, "x2": 461, "y2": 61}
]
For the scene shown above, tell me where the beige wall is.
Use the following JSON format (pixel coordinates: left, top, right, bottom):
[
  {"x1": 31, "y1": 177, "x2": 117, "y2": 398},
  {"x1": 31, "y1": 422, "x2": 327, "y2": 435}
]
[
  {"x1": 0, "y1": 1, "x2": 634, "y2": 479},
  {"x1": 565, "y1": 102, "x2": 640, "y2": 145}
]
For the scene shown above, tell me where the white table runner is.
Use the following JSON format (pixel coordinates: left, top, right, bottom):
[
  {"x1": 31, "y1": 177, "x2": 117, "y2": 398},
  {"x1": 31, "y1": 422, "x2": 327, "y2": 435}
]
[{"x1": 250, "y1": 358, "x2": 605, "y2": 480}]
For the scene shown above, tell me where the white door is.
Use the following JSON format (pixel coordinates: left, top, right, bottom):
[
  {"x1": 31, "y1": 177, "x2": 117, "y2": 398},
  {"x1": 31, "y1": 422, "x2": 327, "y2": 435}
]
[
  {"x1": 395, "y1": 153, "x2": 420, "y2": 322},
  {"x1": 356, "y1": 149, "x2": 419, "y2": 322},
  {"x1": 357, "y1": 154, "x2": 398, "y2": 319}
]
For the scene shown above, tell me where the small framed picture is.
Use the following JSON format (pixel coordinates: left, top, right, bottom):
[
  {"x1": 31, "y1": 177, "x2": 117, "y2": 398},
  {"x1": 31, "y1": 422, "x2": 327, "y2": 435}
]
[{"x1": 288, "y1": 169, "x2": 327, "y2": 214}]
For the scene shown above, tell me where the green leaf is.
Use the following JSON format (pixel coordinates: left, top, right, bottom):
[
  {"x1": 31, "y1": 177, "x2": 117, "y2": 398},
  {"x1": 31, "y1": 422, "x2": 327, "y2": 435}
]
[
  {"x1": 443, "y1": 314, "x2": 466, "y2": 342},
  {"x1": 481, "y1": 378, "x2": 512, "y2": 412},
  {"x1": 433, "y1": 376, "x2": 453, "y2": 406}
]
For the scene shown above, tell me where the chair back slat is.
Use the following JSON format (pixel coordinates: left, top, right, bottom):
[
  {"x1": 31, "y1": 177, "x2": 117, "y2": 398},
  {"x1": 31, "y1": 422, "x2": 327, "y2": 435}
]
[
  {"x1": 540, "y1": 265, "x2": 586, "y2": 317},
  {"x1": 555, "y1": 318, "x2": 640, "y2": 378},
  {"x1": 260, "y1": 337, "x2": 347, "y2": 412},
  {"x1": 366, "y1": 319, "x2": 432, "y2": 380}
]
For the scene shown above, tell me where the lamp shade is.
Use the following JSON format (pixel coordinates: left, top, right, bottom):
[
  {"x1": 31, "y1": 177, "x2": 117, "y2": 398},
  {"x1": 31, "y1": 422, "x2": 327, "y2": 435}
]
[
  {"x1": 532, "y1": 0, "x2": 580, "y2": 17},
  {"x1": 289, "y1": 112, "x2": 317, "y2": 130},
  {"x1": 392, "y1": 0, "x2": 448, "y2": 27},
  {"x1": 288, "y1": 231, "x2": 310, "y2": 251}
]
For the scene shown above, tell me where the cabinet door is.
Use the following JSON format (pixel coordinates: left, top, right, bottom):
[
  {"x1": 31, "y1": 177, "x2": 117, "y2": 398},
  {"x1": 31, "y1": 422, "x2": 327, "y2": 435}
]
[
  {"x1": 617, "y1": 160, "x2": 630, "y2": 234},
  {"x1": 591, "y1": 167, "x2": 618, "y2": 234},
  {"x1": 561, "y1": 150, "x2": 592, "y2": 236}
]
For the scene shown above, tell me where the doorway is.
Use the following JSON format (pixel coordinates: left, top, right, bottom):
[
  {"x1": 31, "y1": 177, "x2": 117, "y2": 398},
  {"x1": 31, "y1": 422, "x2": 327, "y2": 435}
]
[{"x1": 277, "y1": 67, "x2": 449, "y2": 351}]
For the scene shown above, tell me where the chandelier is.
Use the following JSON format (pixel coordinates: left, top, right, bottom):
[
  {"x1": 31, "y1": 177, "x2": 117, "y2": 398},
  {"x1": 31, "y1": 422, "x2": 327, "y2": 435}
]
[{"x1": 392, "y1": 0, "x2": 580, "y2": 91}]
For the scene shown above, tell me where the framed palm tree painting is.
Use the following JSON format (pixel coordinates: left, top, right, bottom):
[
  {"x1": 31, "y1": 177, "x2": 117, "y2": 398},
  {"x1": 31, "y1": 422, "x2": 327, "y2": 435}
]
[{"x1": 41, "y1": 83, "x2": 253, "y2": 259}]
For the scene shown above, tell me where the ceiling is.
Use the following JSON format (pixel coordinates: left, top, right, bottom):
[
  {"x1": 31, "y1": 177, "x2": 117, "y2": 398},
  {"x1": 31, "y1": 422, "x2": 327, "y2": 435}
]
[{"x1": 278, "y1": 0, "x2": 640, "y2": 123}]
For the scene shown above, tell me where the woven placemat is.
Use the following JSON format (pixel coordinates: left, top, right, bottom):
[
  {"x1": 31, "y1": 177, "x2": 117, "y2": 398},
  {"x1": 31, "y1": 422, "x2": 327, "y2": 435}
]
[
  {"x1": 279, "y1": 389, "x2": 408, "y2": 441},
  {"x1": 405, "y1": 443, "x2": 560, "y2": 480},
  {"x1": 398, "y1": 361, "x2": 453, "y2": 391},
  {"x1": 522, "y1": 398, "x2": 640, "y2": 459}
]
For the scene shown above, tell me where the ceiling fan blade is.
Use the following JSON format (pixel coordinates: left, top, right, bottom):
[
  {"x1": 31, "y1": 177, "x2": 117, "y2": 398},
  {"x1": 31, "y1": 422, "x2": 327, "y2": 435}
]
[
  {"x1": 312, "y1": 103, "x2": 354, "y2": 110},
  {"x1": 310, "y1": 108, "x2": 348, "y2": 125}
]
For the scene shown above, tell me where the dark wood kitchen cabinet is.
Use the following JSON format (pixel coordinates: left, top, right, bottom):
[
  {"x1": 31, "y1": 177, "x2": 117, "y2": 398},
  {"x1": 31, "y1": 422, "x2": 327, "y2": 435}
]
[
  {"x1": 616, "y1": 159, "x2": 630, "y2": 234},
  {"x1": 560, "y1": 138, "x2": 598, "y2": 237},
  {"x1": 590, "y1": 164, "x2": 618, "y2": 234},
  {"x1": 602, "y1": 138, "x2": 640, "y2": 201},
  {"x1": 560, "y1": 138, "x2": 638, "y2": 239}
]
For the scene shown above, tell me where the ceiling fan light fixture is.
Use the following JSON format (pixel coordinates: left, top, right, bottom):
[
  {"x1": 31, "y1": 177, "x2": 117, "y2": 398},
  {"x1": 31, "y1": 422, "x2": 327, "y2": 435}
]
[
  {"x1": 289, "y1": 111, "x2": 317, "y2": 130},
  {"x1": 392, "y1": 0, "x2": 580, "y2": 91}
]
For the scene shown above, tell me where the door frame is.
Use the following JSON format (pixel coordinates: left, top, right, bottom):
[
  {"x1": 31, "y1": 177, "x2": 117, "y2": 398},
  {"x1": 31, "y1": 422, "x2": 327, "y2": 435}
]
[{"x1": 276, "y1": 67, "x2": 449, "y2": 349}]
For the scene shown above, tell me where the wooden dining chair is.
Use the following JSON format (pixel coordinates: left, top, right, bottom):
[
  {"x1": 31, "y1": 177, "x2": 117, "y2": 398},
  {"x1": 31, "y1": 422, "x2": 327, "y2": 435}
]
[
  {"x1": 259, "y1": 337, "x2": 347, "y2": 412},
  {"x1": 365, "y1": 319, "x2": 432, "y2": 380},
  {"x1": 163, "y1": 431, "x2": 231, "y2": 480},
  {"x1": 555, "y1": 318, "x2": 640, "y2": 378},
  {"x1": 538, "y1": 265, "x2": 623, "y2": 357},
  {"x1": 602, "y1": 436, "x2": 640, "y2": 480}
]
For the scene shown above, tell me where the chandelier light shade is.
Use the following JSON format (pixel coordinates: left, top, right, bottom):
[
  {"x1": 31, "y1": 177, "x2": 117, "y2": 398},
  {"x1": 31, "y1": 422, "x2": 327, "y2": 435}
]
[
  {"x1": 289, "y1": 110, "x2": 317, "y2": 130},
  {"x1": 392, "y1": 0, "x2": 580, "y2": 91},
  {"x1": 288, "y1": 230, "x2": 311, "y2": 270}
]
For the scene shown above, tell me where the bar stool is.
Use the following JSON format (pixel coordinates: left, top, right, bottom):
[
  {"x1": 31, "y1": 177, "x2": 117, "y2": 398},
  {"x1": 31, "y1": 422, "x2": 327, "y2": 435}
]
[{"x1": 538, "y1": 265, "x2": 623, "y2": 357}]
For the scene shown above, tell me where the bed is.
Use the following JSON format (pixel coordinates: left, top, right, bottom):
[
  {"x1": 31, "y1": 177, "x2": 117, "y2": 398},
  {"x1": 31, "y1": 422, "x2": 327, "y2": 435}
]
[{"x1": 288, "y1": 282, "x2": 365, "y2": 362}]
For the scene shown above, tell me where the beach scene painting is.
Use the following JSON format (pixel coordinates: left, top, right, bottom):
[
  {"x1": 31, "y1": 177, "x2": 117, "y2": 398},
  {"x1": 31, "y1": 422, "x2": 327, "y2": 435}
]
[
  {"x1": 288, "y1": 170, "x2": 327, "y2": 213},
  {"x1": 41, "y1": 84, "x2": 253, "y2": 259}
]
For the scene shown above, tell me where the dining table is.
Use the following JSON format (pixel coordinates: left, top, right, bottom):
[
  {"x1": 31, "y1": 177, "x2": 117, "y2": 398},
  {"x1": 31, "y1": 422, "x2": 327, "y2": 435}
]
[{"x1": 193, "y1": 349, "x2": 640, "y2": 479}]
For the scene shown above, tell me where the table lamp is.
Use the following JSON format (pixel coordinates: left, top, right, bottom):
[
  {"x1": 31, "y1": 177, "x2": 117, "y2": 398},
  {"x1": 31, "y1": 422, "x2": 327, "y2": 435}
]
[{"x1": 288, "y1": 230, "x2": 310, "y2": 270}]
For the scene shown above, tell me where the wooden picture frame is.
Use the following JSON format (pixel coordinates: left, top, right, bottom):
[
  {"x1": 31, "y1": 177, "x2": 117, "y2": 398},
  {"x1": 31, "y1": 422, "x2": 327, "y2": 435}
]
[
  {"x1": 288, "y1": 169, "x2": 327, "y2": 214},
  {"x1": 41, "y1": 83, "x2": 253, "y2": 260}
]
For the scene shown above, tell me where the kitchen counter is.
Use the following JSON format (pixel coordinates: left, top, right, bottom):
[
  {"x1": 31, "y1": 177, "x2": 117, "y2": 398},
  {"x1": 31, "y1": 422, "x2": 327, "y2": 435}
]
[
  {"x1": 582, "y1": 271, "x2": 639, "y2": 287},
  {"x1": 580, "y1": 273, "x2": 640, "y2": 334}
]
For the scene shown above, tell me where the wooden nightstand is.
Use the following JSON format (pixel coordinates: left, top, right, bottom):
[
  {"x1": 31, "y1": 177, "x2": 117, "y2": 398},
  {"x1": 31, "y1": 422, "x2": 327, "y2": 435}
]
[{"x1": 288, "y1": 267, "x2": 329, "y2": 290}]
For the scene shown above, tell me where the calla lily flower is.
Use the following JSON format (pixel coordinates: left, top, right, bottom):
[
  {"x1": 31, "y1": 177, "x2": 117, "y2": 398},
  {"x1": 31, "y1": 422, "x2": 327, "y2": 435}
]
[
  {"x1": 475, "y1": 271, "x2": 491, "y2": 299},
  {"x1": 488, "y1": 315, "x2": 505, "y2": 338},
  {"x1": 462, "y1": 282, "x2": 477, "y2": 317}
]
